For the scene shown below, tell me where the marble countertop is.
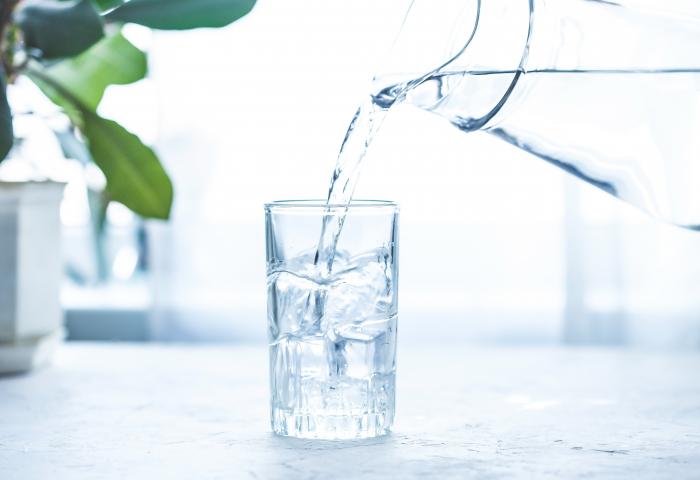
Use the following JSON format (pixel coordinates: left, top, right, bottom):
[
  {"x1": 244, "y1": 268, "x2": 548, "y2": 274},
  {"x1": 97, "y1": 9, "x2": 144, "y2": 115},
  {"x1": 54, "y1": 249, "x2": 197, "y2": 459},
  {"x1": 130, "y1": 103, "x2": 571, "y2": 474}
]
[{"x1": 1, "y1": 343, "x2": 699, "y2": 479}]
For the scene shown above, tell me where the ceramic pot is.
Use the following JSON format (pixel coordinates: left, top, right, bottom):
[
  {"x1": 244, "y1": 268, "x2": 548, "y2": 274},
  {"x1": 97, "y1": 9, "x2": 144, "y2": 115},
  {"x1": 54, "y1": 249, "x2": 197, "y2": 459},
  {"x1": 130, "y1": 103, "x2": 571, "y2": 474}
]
[{"x1": 0, "y1": 180, "x2": 65, "y2": 373}]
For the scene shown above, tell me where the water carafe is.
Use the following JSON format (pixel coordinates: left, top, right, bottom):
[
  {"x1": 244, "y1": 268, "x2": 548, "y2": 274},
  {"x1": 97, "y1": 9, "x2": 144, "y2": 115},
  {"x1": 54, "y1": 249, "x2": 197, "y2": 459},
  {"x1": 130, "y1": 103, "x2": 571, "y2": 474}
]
[{"x1": 372, "y1": 0, "x2": 700, "y2": 228}]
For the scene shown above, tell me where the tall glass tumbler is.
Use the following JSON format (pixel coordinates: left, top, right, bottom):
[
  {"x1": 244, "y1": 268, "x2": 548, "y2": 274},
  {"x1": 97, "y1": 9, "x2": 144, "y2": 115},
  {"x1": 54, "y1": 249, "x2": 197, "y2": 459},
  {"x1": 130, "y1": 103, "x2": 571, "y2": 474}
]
[{"x1": 265, "y1": 200, "x2": 399, "y2": 439}]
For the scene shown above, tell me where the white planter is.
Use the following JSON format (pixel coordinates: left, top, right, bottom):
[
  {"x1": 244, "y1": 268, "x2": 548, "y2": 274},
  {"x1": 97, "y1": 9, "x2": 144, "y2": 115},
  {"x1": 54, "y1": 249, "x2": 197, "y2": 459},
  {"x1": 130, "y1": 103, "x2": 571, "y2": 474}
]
[{"x1": 0, "y1": 181, "x2": 65, "y2": 373}]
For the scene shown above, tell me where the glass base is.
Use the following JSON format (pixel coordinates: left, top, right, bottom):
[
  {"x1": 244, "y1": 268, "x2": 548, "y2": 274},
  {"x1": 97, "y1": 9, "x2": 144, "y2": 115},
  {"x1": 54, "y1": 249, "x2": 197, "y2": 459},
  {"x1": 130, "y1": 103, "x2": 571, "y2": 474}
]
[{"x1": 271, "y1": 408, "x2": 393, "y2": 439}]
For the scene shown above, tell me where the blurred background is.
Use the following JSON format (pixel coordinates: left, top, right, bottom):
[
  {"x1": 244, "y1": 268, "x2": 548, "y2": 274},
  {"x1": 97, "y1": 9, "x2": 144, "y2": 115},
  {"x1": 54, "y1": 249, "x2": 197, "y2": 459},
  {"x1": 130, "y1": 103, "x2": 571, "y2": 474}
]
[{"x1": 58, "y1": 0, "x2": 700, "y2": 349}]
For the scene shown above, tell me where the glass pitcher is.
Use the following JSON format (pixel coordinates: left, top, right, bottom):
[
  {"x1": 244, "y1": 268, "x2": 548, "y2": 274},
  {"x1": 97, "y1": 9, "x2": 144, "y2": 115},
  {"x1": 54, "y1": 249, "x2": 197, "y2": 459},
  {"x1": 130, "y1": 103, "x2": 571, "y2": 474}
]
[{"x1": 371, "y1": 0, "x2": 700, "y2": 228}]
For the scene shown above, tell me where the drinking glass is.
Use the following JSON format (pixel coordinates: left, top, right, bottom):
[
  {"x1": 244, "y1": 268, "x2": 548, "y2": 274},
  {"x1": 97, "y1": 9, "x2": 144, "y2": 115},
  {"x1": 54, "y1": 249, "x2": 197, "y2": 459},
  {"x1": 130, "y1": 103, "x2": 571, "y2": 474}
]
[{"x1": 265, "y1": 200, "x2": 399, "y2": 439}]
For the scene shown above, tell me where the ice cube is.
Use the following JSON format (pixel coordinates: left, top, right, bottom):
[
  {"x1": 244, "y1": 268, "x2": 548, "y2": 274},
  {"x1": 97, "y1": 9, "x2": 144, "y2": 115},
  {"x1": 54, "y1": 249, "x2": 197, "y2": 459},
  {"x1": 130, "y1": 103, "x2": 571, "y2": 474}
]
[
  {"x1": 334, "y1": 316, "x2": 397, "y2": 378},
  {"x1": 333, "y1": 333, "x2": 386, "y2": 379},
  {"x1": 296, "y1": 335, "x2": 331, "y2": 378},
  {"x1": 339, "y1": 337, "x2": 376, "y2": 379},
  {"x1": 267, "y1": 271, "x2": 326, "y2": 338},
  {"x1": 324, "y1": 253, "x2": 393, "y2": 326},
  {"x1": 271, "y1": 334, "x2": 333, "y2": 411}
]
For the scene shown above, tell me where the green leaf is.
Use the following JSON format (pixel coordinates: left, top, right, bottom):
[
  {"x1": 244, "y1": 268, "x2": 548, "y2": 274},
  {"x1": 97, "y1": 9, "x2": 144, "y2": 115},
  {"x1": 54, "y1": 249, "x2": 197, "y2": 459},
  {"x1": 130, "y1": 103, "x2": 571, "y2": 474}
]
[
  {"x1": 43, "y1": 31, "x2": 147, "y2": 111},
  {"x1": 0, "y1": 73, "x2": 13, "y2": 161},
  {"x1": 25, "y1": 66, "x2": 172, "y2": 219},
  {"x1": 95, "y1": 0, "x2": 124, "y2": 10},
  {"x1": 15, "y1": 0, "x2": 104, "y2": 59},
  {"x1": 105, "y1": 0, "x2": 255, "y2": 30},
  {"x1": 81, "y1": 110, "x2": 172, "y2": 219}
]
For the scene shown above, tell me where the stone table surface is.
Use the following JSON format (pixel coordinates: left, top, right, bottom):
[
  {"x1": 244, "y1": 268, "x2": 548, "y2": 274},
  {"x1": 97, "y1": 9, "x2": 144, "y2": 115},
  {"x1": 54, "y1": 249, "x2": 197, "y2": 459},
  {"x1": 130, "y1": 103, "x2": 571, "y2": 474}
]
[{"x1": 1, "y1": 343, "x2": 699, "y2": 479}]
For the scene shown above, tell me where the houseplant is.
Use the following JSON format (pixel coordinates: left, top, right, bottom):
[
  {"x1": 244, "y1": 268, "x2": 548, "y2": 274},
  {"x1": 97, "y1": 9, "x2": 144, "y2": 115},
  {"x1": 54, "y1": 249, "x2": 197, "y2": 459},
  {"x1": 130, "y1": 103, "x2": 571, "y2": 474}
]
[{"x1": 0, "y1": 0, "x2": 256, "y2": 372}]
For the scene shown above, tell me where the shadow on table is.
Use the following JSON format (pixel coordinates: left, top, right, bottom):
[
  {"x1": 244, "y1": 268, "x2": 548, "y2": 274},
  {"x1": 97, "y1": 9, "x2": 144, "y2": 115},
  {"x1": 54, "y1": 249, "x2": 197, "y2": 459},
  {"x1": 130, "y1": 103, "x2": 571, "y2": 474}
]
[{"x1": 267, "y1": 433, "x2": 397, "y2": 451}]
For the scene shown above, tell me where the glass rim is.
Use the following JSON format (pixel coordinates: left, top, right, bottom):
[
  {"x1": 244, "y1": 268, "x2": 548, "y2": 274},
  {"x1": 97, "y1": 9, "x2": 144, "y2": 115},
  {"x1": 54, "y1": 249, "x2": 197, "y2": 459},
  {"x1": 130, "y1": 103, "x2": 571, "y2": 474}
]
[{"x1": 265, "y1": 199, "x2": 398, "y2": 210}]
